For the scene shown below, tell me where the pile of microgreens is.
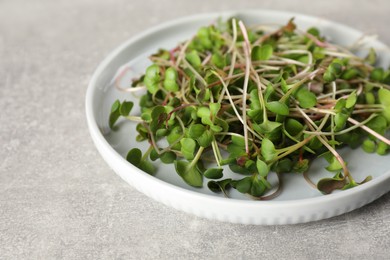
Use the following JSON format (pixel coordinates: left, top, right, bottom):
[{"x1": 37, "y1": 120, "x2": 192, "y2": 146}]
[{"x1": 109, "y1": 18, "x2": 390, "y2": 199}]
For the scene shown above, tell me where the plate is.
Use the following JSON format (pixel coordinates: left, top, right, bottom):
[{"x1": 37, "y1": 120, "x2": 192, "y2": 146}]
[{"x1": 86, "y1": 10, "x2": 390, "y2": 225}]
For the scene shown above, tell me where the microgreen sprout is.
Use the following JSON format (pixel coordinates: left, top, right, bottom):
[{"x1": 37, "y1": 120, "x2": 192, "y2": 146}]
[{"x1": 109, "y1": 18, "x2": 390, "y2": 199}]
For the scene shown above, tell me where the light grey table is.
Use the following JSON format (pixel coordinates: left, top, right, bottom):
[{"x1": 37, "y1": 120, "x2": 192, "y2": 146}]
[{"x1": 1, "y1": 0, "x2": 390, "y2": 259}]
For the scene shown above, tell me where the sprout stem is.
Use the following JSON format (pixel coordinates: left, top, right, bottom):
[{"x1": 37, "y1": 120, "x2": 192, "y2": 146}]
[{"x1": 238, "y1": 20, "x2": 251, "y2": 154}]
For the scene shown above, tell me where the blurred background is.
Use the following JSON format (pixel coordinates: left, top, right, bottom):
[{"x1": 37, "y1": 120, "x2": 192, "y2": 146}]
[{"x1": 1, "y1": 0, "x2": 389, "y2": 259}]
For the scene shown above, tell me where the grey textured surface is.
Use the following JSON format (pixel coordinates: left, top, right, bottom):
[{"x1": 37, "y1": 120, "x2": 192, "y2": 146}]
[{"x1": 1, "y1": 0, "x2": 390, "y2": 259}]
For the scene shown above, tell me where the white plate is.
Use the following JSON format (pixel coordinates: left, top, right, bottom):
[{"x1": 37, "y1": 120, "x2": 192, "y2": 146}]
[{"x1": 86, "y1": 10, "x2": 390, "y2": 225}]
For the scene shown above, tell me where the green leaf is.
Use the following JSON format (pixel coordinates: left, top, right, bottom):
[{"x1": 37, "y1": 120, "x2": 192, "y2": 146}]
[
  {"x1": 317, "y1": 173, "x2": 347, "y2": 194},
  {"x1": 144, "y1": 64, "x2": 160, "y2": 94},
  {"x1": 365, "y1": 92, "x2": 375, "y2": 105},
  {"x1": 109, "y1": 100, "x2": 121, "y2": 129},
  {"x1": 235, "y1": 177, "x2": 252, "y2": 193},
  {"x1": 227, "y1": 143, "x2": 247, "y2": 157},
  {"x1": 150, "y1": 106, "x2": 167, "y2": 132},
  {"x1": 208, "y1": 179, "x2": 231, "y2": 196},
  {"x1": 261, "y1": 138, "x2": 277, "y2": 161},
  {"x1": 151, "y1": 105, "x2": 166, "y2": 120},
  {"x1": 293, "y1": 159, "x2": 309, "y2": 173},
  {"x1": 323, "y1": 61, "x2": 343, "y2": 83},
  {"x1": 156, "y1": 129, "x2": 169, "y2": 138},
  {"x1": 231, "y1": 135, "x2": 246, "y2": 148},
  {"x1": 139, "y1": 95, "x2": 152, "y2": 110},
  {"x1": 370, "y1": 68, "x2": 384, "y2": 81},
  {"x1": 367, "y1": 115, "x2": 387, "y2": 136},
  {"x1": 209, "y1": 103, "x2": 221, "y2": 117},
  {"x1": 249, "y1": 89, "x2": 262, "y2": 109},
  {"x1": 163, "y1": 67, "x2": 179, "y2": 92},
  {"x1": 210, "y1": 125, "x2": 222, "y2": 132},
  {"x1": 378, "y1": 88, "x2": 390, "y2": 123},
  {"x1": 214, "y1": 117, "x2": 229, "y2": 133},
  {"x1": 255, "y1": 121, "x2": 282, "y2": 134},
  {"x1": 136, "y1": 123, "x2": 148, "y2": 140},
  {"x1": 247, "y1": 109, "x2": 263, "y2": 122},
  {"x1": 298, "y1": 55, "x2": 309, "y2": 64},
  {"x1": 197, "y1": 107, "x2": 214, "y2": 127},
  {"x1": 336, "y1": 131, "x2": 362, "y2": 149},
  {"x1": 204, "y1": 168, "x2": 224, "y2": 179},
  {"x1": 119, "y1": 101, "x2": 134, "y2": 116},
  {"x1": 160, "y1": 151, "x2": 177, "y2": 164},
  {"x1": 256, "y1": 159, "x2": 269, "y2": 177},
  {"x1": 197, "y1": 27, "x2": 213, "y2": 49},
  {"x1": 186, "y1": 50, "x2": 201, "y2": 69},
  {"x1": 376, "y1": 141, "x2": 389, "y2": 155},
  {"x1": 126, "y1": 148, "x2": 156, "y2": 175},
  {"x1": 188, "y1": 124, "x2": 206, "y2": 139},
  {"x1": 136, "y1": 135, "x2": 146, "y2": 142},
  {"x1": 220, "y1": 157, "x2": 236, "y2": 165},
  {"x1": 141, "y1": 110, "x2": 152, "y2": 122},
  {"x1": 180, "y1": 138, "x2": 197, "y2": 160},
  {"x1": 168, "y1": 97, "x2": 181, "y2": 107},
  {"x1": 138, "y1": 160, "x2": 156, "y2": 175},
  {"x1": 151, "y1": 49, "x2": 170, "y2": 60},
  {"x1": 150, "y1": 149, "x2": 159, "y2": 161},
  {"x1": 341, "y1": 68, "x2": 359, "y2": 80},
  {"x1": 196, "y1": 88, "x2": 211, "y2": 102},
  {"x1": 174, "y1": 160, "x2": 203, "y2": 187},
  {"x1": 307, "y1": 27, "x2": 320, "y2": 37},
  {"x1": 334, "y1": 99, "x2": 346, "y2": 112},
  {"x1": 244, "y1": 160, "x2": 256, "y2": 172},
  {"x1": 229, "y1": 164, "x2": 251, "y2": 175},
  {"x1": 334, "y1": 112, "x2": 349, "y2": 131},
  {"x1": 307, "y1": 136, "x2": 322, "y2": 151},
  {"x1": 384, "y1": 70, "x2": 390, "y2": 84},
  {"x1": 252, "y1": 44, "x2": 273, "y2": 61},
  {"x1": 272, "y1": 158, "x2": 293, "y2": 173},
  {"x1": 167, "y1": 126, "x2": 182, "y2": 150},
  {"x1": 164, "y1": 104, "x2": 175, "y2": 116},
  {"x1": 265, "y1": 101, "x2": 290, "y2": 116},
  {"x1": 197, "y1": 106, "x2": 211, "y2": 118},
  {"x1": 250, "y1": 176, "x2": 267, "y2": 197},
  {"x1": 126, "y1": 148, "x2": 142, "y2": 166},
  {"x1": 196, "y1": 129, "x2": 213, "y2": 147},
  {"x1": 323, "y1": 153, "x2": 343, "y2": 172},
  {"x1": 313, "y1": 47, "x2": 325, "y2": 60},
  {"x1": 362, "y1": 139, "x2": 376, "y2": 153},
  {"x1": 211, "y1": 52, "x2": 225, "y2": 69},
  {"x1": 285, "y1": 118, "x2": 304, "y2": 136},
  {"x1": 281, "y1": 78, "x2": 290, "y2": 93},
  {"x1": 295, "y1": 87, "x2": 317, "y2": 108},
  {"x1": 264, "y1": 84, "x2": 275, "y2": 101},
  {"x1": 345, "y1": 91, "x2": 357, "y2": 109}
]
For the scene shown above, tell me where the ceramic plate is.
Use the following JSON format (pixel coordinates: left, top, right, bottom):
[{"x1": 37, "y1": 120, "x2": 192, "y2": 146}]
[{"x1": 86, "y1": 10, "x2": 390, "y2": 225}]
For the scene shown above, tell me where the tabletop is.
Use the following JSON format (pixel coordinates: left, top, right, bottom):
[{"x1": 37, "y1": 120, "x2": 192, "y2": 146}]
[{"x1": 1, "y1": 0, "x2": 390, "y2": 259}]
